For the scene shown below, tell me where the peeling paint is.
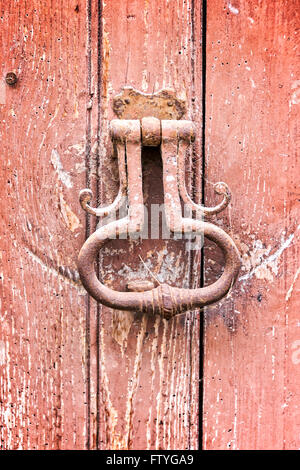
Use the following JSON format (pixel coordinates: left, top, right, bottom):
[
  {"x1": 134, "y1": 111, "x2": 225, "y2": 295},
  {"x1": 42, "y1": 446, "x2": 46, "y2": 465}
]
[
  {"x1": 0, "y1": 80, "x2": 6, "y2": 104},
  {"x1": 228, "y1": 2, "x2": 239, "y2": 15},
  {"x1": 0, "y1": 340, "x2": 6, "y2": 366},
  {"x1": 290, "y1": 80, "x2": 300, "y2": 106},
  {"x1": 51, "y1": 149, "x2": 73, "y2": 188},
  {"x1": 286, "y1": 267, "x2": 300, "y2": 301},
  {"x1": 239, "y1": 228, "x2": 298, "y2": 282},
  {"x1": 111, "y1": 310, "x2": 135, "y2": 355},
  {"x1": 59, "y1": 192, "x2": 81, "y2": 232}
]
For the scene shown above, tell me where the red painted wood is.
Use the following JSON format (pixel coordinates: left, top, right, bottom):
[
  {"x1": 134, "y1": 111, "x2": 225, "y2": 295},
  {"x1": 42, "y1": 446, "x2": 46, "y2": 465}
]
[
  {"x1": 0, "y1": 0, "x2": 203, "y2": 450},
  {"x1": 203, "y1": 0, "x2": 300, "y2": 450},
  {"x1": 2, "y1": 0, "x2": 297, "y2": 452},
  {"x1": 89, "y1": 0, "x2": 203, "y2": 450},
  {"x1": 0, "y1": 0, "x2": 89, "y2": 449}
]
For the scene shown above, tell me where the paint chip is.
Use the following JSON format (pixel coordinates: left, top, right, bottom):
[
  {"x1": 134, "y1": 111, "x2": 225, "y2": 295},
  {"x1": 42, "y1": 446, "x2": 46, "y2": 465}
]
[
  {"x1": 51, "y1": 149, "x2": 73, "y2": 188},
  {"x1": 240, "y1": 228, "x2": 298, "y2": 282},
  {"x1": 228, "y1": 2, "x2": 239, "y2": 14},
  {"x1": 59, "y1": 193, "x2": 81, "y2": 232}
]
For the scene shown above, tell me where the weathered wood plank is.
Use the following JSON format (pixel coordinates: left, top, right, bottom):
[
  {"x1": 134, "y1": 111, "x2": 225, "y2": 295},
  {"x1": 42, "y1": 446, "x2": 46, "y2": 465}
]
[
  {"x1": 91, "y1": 0, "x2": 203, "y2": 449},
  {"x1": 0, "y1": 0, "x2": 89, "y2": 449},
  {"x1": 203, "y1": 0, "x2": 300, "y2": 449}
]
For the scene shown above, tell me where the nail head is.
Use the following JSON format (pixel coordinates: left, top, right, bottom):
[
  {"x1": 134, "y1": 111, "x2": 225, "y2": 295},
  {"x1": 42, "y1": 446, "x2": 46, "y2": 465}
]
[{"x1": 5, "y1": 72, "x2": 18, "y2": 86}]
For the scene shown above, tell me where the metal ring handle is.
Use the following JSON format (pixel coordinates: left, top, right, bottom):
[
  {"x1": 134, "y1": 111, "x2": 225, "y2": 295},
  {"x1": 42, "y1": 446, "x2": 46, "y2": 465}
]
[
  {"x1": 78, "y1": 115, "x2": 241, "y2": 318},
  {"x1": 77, "y1": 217, "x2": 241, "y2": 319}
]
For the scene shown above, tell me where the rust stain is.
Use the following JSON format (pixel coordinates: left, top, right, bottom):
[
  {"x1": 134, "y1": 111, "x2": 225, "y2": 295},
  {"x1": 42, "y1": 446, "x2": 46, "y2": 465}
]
[
  {"x1": 113, "y1": 86, "x2": 187, "y2": 120},
  {"x1": 59, "y1": 192, "x2": 81, "y2": 232}
]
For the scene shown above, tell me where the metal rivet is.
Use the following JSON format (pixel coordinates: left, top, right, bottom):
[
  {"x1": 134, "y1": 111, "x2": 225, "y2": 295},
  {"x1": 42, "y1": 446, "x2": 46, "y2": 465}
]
[{"x1": 5, "y1": 72, "x2": 18, "y2": 86}]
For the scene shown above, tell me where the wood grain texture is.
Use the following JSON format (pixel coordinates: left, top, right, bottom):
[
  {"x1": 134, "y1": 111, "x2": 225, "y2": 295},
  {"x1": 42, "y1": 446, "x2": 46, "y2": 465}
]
[
  {"x1": 0, "y1": 0, "x2": 89, "y2": 449},
  {"x1": 4, "y1": 0, "x2": 296, "y2": 452},
  {"x1": 90, "y1": 0, "x2": 203, "y2": 450},
  {"x1": 203, "y1": 0, "x2": 300, "y2": 449}
]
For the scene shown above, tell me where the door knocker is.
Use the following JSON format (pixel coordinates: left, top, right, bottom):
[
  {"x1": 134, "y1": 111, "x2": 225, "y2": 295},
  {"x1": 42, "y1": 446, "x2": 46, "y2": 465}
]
[{"x1": 77, "y1": 87, "x2": 241, "y2": 319}]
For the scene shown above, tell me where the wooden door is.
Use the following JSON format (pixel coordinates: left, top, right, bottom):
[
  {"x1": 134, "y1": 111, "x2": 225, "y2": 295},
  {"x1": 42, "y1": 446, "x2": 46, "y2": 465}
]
[
  {"x1": 0, "y1": 0, "x2": 299, "y2": 451},
  {"x1": 202, "y1": 0, "x2": 299, "y2": 450}
]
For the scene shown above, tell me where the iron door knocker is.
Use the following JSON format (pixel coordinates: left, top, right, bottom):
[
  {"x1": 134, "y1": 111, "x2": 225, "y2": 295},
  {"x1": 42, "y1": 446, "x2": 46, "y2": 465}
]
[{"x1": 77, "y1": 88, "x2": 241, "y2": 319}]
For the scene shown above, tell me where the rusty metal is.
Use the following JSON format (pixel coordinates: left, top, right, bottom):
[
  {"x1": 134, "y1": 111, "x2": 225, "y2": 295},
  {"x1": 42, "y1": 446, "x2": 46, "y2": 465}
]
[
  {"x1": 141, "y1": 116, "x2": 161, "y2": 146},
  {"x1": 113, "y1": 86, "x2": 187, "y2": 120},
  {"x1": 78, "y1": 103, "x2": 241, "y2": 318},
  {"x1": 5, "y1": 72, "x2": 18, "y2": 85},
  {"x1": 177, "y1": 136, "x2": 231, "y2": 215},
  {"x1": 127, "y1": 280, "x2": 155, "y2": 292}
]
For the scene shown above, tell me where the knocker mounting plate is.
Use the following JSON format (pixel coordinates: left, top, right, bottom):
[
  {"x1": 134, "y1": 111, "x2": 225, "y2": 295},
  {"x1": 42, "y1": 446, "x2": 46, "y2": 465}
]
[
  {"x1": 113, "y1": 86, "x2": 187, "y2": 120},
  {"x1": 77, "y1": 87, "x2": 241, "y2": 319}
]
